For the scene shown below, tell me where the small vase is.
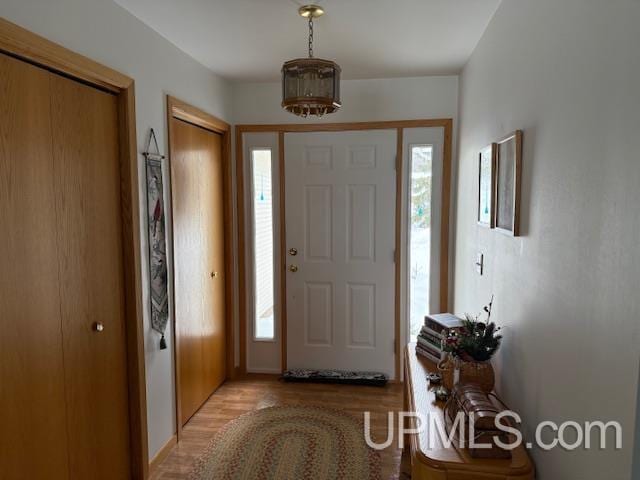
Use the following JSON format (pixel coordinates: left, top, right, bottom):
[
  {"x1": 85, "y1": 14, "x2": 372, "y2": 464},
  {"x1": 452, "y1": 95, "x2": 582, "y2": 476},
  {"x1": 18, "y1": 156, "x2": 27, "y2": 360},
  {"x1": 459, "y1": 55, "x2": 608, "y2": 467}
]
[{"x1": 456, "y1": 358, "x2": 495, "y2": 393}]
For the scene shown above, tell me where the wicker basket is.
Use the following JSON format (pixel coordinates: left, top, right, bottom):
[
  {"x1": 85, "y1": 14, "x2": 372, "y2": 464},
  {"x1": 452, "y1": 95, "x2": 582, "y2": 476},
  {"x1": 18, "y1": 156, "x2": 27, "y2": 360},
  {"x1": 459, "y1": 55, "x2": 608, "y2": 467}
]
[
  {"x1": 458, "y1": 359, "x2": 495, "y2": 393},
  {"x1": 438, "y1": 355, "x2": 495, "y2": 393}
]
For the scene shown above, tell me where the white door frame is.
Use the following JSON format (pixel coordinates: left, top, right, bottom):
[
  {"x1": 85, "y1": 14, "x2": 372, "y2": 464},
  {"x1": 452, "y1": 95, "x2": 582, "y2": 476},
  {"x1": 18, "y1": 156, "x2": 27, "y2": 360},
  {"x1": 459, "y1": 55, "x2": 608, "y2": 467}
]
[{"x1": 236, "y1": 120, "x2": 453, "y2": 381}]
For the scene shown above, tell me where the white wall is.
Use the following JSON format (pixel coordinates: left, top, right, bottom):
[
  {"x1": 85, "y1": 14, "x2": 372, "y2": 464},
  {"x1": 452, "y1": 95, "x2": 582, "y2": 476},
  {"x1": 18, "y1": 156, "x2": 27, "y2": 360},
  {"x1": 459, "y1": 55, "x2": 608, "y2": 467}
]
[
  {"x1": 233, "y1": 76, "x2": 458, "y2": 124},
  {"x1": 453, "y1": 1, "x2": 640, "y2": 478},
  {"x1": 0, "y1": 0, "x2": 233, "y2": 459}
]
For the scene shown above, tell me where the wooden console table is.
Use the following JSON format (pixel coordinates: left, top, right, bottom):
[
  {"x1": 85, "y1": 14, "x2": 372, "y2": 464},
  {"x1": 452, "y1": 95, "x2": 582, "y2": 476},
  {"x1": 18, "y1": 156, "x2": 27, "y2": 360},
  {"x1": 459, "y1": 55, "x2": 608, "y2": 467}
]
[{"x1": 404, "y1": 345, "x2": 535, "y2": 479}]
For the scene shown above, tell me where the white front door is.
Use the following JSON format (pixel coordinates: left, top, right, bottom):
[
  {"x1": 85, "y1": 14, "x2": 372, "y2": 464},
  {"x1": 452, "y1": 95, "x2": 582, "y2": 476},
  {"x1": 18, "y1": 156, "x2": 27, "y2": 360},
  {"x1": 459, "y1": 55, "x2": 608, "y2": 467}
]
[{"x1": 284, "y1": 130, "x2": 397, "y2": 378}]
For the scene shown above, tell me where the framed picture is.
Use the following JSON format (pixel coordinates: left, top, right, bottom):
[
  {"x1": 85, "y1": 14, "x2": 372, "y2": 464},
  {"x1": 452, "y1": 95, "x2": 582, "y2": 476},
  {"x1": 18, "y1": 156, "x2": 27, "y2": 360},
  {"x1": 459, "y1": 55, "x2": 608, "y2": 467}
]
[
  {"x1": 495, "y1": 130, "x2": 523, "y2": 236},
  {"x1": 477, "y1": 143, "x2": 497, "y2": 227}
]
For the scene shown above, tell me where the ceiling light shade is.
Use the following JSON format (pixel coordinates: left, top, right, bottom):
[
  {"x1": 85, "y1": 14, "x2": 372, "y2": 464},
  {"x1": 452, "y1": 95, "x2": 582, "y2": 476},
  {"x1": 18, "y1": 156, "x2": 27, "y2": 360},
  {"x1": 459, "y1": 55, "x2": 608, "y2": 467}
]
[
  {"x1": 282, "y1": 58, "x2": 341, "y2": 117},
  {"x1": 282, "y1": 5, "x2": 342, "y2": 117}
]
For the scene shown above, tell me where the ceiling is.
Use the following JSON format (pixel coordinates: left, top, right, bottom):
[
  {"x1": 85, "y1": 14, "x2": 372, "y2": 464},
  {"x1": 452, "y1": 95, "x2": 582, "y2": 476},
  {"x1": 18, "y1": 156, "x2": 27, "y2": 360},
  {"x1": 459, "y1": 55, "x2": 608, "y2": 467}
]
[{"x1": 114, "y1": 0, "x2": 501, "y2": 82}]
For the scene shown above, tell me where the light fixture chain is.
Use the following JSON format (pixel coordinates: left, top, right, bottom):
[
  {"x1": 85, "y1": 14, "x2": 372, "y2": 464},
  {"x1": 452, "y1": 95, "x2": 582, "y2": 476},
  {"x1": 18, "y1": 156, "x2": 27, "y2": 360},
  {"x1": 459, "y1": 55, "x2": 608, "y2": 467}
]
[{"x1": 308, "y1": 16, "x2": 314, "y2": 58}]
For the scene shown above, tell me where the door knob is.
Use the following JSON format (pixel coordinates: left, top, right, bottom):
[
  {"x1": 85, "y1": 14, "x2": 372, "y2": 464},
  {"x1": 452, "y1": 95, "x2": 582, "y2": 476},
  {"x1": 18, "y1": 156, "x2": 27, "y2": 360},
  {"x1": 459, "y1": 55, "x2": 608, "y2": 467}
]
[
  {"x1": 93, "y1": 322, "x2": 104, "y2": 332},
  {"x1": 210, "y1": 271, "x2": 219, "y2": 278},
  {"x1": 288, "y1": 264, "x2": 298, "y2": 273},
  {"x1": 288, "y1": 248, "x2": 298, "y2": 256}
]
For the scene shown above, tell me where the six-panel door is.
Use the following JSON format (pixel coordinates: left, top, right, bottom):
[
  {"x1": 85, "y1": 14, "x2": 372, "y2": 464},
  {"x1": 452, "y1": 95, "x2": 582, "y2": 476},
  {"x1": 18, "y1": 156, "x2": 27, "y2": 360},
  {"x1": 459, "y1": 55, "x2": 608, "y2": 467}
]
[{"x1": 285, "y1": 130, "x2": 397, "y2": 378}]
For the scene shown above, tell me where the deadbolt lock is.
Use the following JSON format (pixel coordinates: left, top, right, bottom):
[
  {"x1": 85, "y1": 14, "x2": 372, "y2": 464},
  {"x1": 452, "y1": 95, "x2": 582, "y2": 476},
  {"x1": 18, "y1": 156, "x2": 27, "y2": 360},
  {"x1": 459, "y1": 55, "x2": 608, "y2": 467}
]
[{"x1": 288, "y1": 248, "x2": 298, "y2": 256}]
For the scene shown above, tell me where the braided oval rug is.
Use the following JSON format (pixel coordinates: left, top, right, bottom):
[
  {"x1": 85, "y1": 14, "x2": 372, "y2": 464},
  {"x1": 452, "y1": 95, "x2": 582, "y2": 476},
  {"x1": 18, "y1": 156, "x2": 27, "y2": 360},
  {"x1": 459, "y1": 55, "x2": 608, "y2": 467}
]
[{"x1": 188, "y1": 405, "x2": 381, "y2": 480}]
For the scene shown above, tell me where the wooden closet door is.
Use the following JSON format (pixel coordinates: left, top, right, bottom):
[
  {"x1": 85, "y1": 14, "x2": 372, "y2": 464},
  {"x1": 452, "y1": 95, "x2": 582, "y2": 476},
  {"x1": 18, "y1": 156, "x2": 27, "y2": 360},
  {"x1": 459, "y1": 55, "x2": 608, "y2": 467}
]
[
  {"x1": 172, "y1": 118, "x2": 207, "y2": 425},
  {"x1": 49, "y1": 74, "x2": 131, "y2": 478},
  {"x1": 0, "y1": 53, "x2": 70, "y2": 480},
  {"x1": 172, "y1": 118, "x2": 226, "y2": 426},
  {"x1": 199, "y1": 128, "x2": 226, "y2": 398}
]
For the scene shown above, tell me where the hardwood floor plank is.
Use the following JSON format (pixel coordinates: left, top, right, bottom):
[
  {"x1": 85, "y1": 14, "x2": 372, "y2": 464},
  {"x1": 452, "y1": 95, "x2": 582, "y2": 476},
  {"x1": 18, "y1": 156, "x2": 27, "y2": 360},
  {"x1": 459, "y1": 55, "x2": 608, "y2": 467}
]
[{"x1": 151, "y1": 377, "x2": 404, "y2": 479}]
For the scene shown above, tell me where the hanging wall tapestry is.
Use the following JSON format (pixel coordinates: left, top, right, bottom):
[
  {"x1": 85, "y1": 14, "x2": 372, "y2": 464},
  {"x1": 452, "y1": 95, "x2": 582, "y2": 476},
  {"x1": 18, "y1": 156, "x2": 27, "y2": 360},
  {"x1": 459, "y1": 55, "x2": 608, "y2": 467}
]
[{"x1": 144, "y1": 129, "x2": 169, "y2": 349}]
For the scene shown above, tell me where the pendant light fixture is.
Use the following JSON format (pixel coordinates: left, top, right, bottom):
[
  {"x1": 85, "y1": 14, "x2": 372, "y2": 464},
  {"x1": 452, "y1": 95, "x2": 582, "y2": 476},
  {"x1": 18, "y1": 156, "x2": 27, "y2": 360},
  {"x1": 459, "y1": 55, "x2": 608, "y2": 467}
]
[{"x1": 281, "y1": 4, "x2": 341, "y2": 117}]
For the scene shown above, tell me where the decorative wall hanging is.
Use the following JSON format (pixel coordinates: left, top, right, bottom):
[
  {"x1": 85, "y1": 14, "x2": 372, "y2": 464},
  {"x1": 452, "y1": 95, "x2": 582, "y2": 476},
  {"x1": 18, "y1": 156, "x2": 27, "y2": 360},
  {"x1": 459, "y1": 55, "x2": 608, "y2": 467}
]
[
  {"x1": 478, "y1": 143, "x2": 497, "y2": 227},
  {"x1": 144, "y1": 128, "x2": 169, "y2": 349},
  {"x1": 494, "y1": 130, "x2": 523, "y2": 236},
  {"x1": 282, "y1": 4, "x2": 341, "y2": 117}
]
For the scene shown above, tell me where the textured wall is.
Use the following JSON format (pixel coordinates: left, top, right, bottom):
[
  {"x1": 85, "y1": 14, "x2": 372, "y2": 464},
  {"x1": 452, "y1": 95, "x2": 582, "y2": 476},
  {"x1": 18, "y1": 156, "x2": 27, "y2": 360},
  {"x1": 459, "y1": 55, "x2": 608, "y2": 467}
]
[{"x1": 453, "y1": 1, "x2": 640, "y2": 478}]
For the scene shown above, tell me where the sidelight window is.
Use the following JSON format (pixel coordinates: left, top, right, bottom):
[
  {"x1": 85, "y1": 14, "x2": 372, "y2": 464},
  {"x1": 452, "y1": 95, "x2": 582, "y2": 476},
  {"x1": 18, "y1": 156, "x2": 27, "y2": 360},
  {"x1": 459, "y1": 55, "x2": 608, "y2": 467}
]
[
  {"x1": 251, "y1": 149, "x2": 275, "y2": 340},
  {"x1": 409, "y1": 145, "x2": 433, "y2": 340}
]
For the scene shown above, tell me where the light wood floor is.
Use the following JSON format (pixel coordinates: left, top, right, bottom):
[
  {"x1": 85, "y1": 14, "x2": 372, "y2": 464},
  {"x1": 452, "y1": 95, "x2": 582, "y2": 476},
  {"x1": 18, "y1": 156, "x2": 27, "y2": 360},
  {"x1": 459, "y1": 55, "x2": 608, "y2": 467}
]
[{"x1": 151, "y1": 376, "x2": 405, "y2": 479}]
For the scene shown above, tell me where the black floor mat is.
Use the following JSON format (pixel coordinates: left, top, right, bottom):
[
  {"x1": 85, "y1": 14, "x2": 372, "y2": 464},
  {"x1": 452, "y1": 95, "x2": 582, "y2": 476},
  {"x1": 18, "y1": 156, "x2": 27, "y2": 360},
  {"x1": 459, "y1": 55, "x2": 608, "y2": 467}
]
[{"x1": 282, "y1": 369, "x2": 388, "y2": 386}]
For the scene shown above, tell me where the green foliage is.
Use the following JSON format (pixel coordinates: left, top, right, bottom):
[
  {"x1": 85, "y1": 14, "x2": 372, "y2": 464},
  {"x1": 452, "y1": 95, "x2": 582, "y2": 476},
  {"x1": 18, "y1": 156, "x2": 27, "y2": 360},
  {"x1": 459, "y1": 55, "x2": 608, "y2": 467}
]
[
  {"x1": 411, "y1": 158, "x2": 432, "y2": 228},
  {"x1": 443, "y1": 296, "x2": 502, "y2": 362},
  {"x1": 458, "y1": 315, "x2": 502, "y2": 362}
]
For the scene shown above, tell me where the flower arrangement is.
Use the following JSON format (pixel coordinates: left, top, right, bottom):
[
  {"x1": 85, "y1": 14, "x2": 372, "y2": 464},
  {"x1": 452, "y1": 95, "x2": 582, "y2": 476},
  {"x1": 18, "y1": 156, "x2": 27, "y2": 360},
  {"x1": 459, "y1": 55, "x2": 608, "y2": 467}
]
[{"x1": 443, "y1": 296, "x2": 502, "y2": 362}]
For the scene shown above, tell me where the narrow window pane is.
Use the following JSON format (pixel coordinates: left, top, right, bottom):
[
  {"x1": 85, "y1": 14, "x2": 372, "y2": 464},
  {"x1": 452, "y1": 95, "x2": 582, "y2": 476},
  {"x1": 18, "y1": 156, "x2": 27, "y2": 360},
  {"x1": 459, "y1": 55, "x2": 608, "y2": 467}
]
[
  {"x1": 252, "y1": 149, "x2": 275, "y2": 340},
  {"x1": 409, "y1": 146, "x2": 433, "y2": 341}
]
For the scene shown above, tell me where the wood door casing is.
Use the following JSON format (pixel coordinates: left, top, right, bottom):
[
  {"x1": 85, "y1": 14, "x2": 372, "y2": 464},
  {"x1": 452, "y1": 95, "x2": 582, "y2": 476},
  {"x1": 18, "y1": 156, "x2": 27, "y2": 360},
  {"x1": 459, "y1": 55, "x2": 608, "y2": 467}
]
[
  {"x1": 49, "y1": 74, "x2": 131, "y2": 478},
  {"x1": 172, "y1": 118, "x2": 226, "y2": 426},
  {"x1": 0, "y1": 53, "x2": 70, "y2": 480},
  {"x1": 236, "y1": 120, "x2": 453, "y2": 379}
]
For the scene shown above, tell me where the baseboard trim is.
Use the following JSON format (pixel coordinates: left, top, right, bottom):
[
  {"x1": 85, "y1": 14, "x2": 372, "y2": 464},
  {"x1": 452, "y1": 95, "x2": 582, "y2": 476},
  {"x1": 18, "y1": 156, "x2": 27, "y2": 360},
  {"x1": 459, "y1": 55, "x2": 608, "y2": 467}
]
[{"x1": 149, "y1": 434, "x2": 177, "y2": 475}]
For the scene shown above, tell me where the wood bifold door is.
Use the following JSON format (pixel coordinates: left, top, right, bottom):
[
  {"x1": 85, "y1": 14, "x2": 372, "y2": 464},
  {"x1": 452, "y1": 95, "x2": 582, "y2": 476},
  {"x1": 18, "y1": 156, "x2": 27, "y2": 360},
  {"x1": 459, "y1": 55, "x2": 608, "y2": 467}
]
[
  {"x1": 0, "y1": 53, "x2": 132, "y2": 477},
  {"x1": 171, "y1": 116, "x2": 227, "y2": 427}
]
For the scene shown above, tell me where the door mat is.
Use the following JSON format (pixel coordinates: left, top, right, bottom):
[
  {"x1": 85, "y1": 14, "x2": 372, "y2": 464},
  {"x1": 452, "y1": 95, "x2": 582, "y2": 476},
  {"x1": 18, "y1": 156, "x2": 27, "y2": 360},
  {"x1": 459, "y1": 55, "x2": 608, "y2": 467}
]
[{"x1": 282, "y1": 369, "x2": 388, "y2": 386}]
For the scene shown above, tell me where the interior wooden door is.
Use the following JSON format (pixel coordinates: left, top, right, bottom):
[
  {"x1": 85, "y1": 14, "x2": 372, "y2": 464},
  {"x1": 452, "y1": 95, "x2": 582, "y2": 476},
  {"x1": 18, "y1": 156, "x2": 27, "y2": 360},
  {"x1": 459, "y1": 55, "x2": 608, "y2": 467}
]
[
  {"x1": 49, "y1": 73, "x2": 131, "y2": 478},
  {"x1": 199, "y1": 128, "x2": 227, "y2": 397},
  {"x1": 0, "y1": 52, "x2": 71, "y2": 480},
  {"x1": 171, "y1": 118, "x2": 226, "y2": 426}
]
